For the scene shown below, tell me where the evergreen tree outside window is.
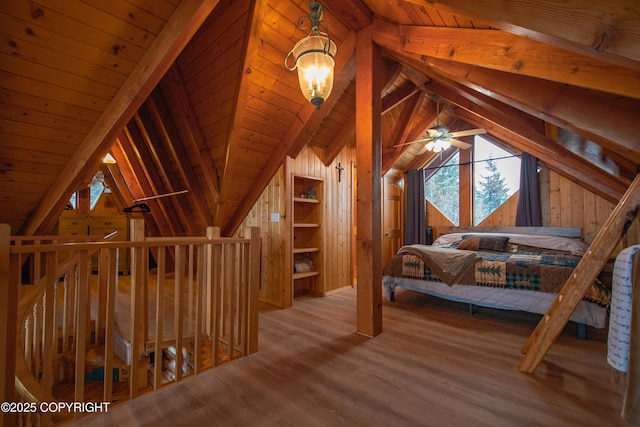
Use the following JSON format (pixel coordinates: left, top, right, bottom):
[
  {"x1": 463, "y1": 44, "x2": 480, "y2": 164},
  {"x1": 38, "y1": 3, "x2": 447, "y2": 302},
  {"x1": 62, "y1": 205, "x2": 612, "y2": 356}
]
[
  {"x1": 473, "y1": 136, "x2": 520, "y2": 225},
  {"x1": 425, "y1": 153, "x2": 459, "y2": 225}
]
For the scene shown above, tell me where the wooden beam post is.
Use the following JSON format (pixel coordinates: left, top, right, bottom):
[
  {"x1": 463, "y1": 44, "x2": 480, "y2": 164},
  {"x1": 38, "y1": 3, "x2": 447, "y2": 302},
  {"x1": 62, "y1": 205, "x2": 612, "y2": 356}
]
[
  {"x1": 519, "y1": 173, "x2": 640, "y2": 373},
  {"x1": 355, "y1": 25, "x2": 383, "y2": 337}
]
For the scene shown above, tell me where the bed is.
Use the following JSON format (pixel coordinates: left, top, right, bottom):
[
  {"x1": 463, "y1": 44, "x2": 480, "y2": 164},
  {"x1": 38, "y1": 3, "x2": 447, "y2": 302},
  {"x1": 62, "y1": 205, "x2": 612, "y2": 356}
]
[{"x1": 382, "y1": 227, "x2": 611, "y2": 333}]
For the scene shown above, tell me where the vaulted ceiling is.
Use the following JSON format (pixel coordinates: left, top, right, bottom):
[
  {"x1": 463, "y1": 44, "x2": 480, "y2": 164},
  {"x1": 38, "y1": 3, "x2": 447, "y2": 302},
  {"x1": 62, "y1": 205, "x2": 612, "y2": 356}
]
[{"x1": 1, "y1": 0, "x2": 638, "y2": 237}]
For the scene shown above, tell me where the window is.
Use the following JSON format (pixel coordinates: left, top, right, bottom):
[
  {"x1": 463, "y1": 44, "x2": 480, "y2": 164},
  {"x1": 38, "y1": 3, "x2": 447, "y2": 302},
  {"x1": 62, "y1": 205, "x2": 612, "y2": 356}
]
[
  {"x1": 89, "y1": 171, "x2": 105, "y2": 210},
  {"x1": 424, "y1": 136, "x2": 520, "y2": 227},
  {"x1": 473, "y1": 136, "x2": 520, "y2": 225},
  {"x1": 425, "y1": 153, "x2": 459, "y2": 225}
]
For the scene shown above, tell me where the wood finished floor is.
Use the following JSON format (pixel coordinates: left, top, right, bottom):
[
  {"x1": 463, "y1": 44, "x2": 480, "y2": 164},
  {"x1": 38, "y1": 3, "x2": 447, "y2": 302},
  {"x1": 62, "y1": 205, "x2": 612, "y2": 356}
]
[{"x1": 70, "y1": 287, "x2": 628, "y2": 427}]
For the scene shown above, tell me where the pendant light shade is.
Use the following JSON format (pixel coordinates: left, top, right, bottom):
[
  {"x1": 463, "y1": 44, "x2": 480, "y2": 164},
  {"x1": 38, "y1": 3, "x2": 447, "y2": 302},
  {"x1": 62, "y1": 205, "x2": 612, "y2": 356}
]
[{"x1": 285, "y1": 2, "x2": 336, "y2": 110}]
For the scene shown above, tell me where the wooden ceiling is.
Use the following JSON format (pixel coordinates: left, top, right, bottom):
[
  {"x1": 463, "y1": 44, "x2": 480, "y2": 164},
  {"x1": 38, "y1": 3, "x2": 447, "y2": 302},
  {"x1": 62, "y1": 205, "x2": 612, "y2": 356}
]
[{"x1": 1, "y1": 0, "x2": 638, "y2": 237}]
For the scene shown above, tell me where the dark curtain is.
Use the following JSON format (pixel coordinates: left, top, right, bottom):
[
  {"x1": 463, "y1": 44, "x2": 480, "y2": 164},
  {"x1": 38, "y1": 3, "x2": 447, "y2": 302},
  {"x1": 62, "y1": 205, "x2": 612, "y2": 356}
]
[
  {"x1": 404, "y1": 169, "x2": 427, "y2": 245},
  {"x1": 515, "y1": 152, "x2": 542, "y2": 226}
]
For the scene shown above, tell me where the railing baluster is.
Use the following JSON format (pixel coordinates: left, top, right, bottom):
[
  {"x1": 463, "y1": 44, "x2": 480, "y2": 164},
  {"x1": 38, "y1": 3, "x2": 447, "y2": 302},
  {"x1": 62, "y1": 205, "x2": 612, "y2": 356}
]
[
  {"x1": 103, "y1": 248, "x2": 117, "y2": 403},
  {"x1": 174, "y1": 245, "x2": 184, "y2": 382},
  {"x1": 4, "y1": 224, "x2": 260, "y2": 425},
  {"x1": 153, "y1": 246, "x2": 165, "y2": 390}
]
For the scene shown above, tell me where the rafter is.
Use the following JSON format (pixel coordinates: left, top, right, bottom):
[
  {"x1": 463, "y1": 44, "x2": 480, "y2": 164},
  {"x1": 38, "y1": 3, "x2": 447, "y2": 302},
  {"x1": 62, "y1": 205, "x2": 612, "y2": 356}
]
[
  {"x1": 145, "y1": 94, "x2": 211, "y2": 232},
  {"x1": 425, "y1": 80, "x2": 629, "y2": 202},
  {"x1": 381, "y1": 91, "x2": 424, "y2": 174},
  {"x1": 163, "y1": 66, "x2": 221, "y2": 208},
  {"x1": 373, "y1": 19, "x2": 640, "y2": 99},
  {"x1": 20, "y1": 0, "x2": 221, "y2": 235},
  {"x1": 406, "y1": 0, "x2": 640, "y2": 70}
]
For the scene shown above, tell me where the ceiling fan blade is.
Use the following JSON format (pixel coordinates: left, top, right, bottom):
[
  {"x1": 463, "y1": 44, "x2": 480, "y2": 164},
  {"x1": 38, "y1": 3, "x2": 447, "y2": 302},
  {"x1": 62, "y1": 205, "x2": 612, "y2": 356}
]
[
  {"x1": 393, "y1": 137, "x2": 434, "y2": 148},
  {"x1": 449, "y1": 128, "x2": 486, "y2": 138},
  {"x1": 449, "y1": 138, "x2": 472, "y2": 149}
]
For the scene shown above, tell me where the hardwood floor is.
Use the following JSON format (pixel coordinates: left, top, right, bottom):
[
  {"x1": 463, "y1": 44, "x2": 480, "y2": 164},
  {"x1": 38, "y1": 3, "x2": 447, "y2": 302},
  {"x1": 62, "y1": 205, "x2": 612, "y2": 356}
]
[{"x1": 70, "y1": 287, "x2": 627, "y2": 427}]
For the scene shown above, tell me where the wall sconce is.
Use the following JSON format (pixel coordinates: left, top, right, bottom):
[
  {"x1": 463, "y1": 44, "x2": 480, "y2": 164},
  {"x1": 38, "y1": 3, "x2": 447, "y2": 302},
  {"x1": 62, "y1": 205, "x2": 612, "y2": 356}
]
[
  {"x1": 284, "y1": 2, "x2": 337, "y2": 110},
  {"x1": 102, "y1": 153, "x2": 116, "y2": 164}
]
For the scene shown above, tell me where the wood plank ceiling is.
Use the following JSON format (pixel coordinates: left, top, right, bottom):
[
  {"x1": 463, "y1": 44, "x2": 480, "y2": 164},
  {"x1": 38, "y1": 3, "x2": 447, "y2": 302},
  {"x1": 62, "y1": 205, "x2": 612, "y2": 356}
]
[{"x1": 1, "y1": 0, "x2": 639, "y2": 237}]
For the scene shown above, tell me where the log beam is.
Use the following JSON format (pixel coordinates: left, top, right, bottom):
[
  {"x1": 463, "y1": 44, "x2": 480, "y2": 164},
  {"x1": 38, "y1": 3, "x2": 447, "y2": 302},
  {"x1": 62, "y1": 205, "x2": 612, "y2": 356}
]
[{"x1": 355, "y1": 25, "x2": 383, "y2": 336}]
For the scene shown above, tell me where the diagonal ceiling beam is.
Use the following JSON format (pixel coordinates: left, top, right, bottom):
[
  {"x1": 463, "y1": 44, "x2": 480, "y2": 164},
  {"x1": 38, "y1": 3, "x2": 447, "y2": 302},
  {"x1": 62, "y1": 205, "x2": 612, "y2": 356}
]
[
  {"x1": 321, "y1": 0, "x2": 372, "y2": 32},
  {"x1": 322, "y1": 58, "x2": 405, "y2": 166},
  {"x1": 406, "y1": 0, "x2": 640, "y2": 70},
  {"x1": 373, "y1": 19, "x2": 640, "y2": 99},
  {"x1": 217, "y1": 0, "x2": 267, "y2": 231},
  {"x1": 381, "y1": 91, "x2": 424, "y2": 174},
  {"x1": 163, "y1": 65, "x2": 221, "y2": 207},
  {"x1": 20, "y1": 0, "x2": 221, "y2": 235},
  {"x1": 375, "y1": 39, "x2": 640, "y2": 165},
  {"x1": 422, "y1": 57, "x2": 640, "y2": 163},
  {"x1": 221, "y1": 30, "x2": 357, "y2": 236},
  {"x1": 425, "y1": 80, "x2": 629, "y2": 202}
]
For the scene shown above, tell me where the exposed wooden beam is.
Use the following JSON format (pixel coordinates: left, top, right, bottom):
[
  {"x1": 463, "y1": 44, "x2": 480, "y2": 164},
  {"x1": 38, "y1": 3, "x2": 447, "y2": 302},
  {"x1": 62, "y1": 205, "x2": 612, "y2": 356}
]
[
  {"x1": 221, "y1": 31, "x2": 357, "y2": 236},
  {"x1": 373, "y1": 19, "x2": 640, "y2": 99},
  {"x1": 322, "y1": 0, "x2": 372, "y2": 32},
  {"x1": 381, "y1": 91, "x2": 424, "y2": 174},
  {"x1": 218, "y1": 0, "x2": 267, "y2": 232},
  {"x1": 407, "y1": 0, "x2": 640, "y2": 70},
  {"x1": 132, "y1": 112, "x2": 192, "y2": 236},
  {"x1": 425, "y1": 80, "x2": 629, "y2": 202},
  {"x1": 355, "y1": 25, "x2": 383, "y2": 337},
  {"x1": 118, "y1": 127, "x2": 180, "y2": 237},
  {"x1": 20, "y1": 0, "x2": 221, "y2": 235},
  {"x1": 379, "y1": 42, "x2": 640, "y2": 166},
  {"x1": 321, "y1": 58, "x2": 403, "y2": 167},
  {"x1": 381, "y1": 81, "x2": 420, "y2": 114},
  {"x1": 163, "y1": 66, "x2": 221, "y2": 207},
  {"x1": 145, "y1": 94, "x2": 211, "y2": 232},
  {"x1": 423, "y1": 58, "x2": 640, "y2": 162},
  {"x1": 323, "y1": 116, "x2": 355, "y2": 167}
]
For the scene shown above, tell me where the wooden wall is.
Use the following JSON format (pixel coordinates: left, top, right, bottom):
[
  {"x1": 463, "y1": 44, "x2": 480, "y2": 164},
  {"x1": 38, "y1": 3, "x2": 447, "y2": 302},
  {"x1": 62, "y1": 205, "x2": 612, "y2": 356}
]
[{"x1": 237, "y1": 145, "x2": 356, "y2": 308}]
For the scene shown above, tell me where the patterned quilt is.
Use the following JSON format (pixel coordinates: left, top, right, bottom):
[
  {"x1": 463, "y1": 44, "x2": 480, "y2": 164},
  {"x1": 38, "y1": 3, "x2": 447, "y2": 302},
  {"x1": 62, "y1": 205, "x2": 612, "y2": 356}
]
[{"x1": 382, "y1": 243, "x2": 611, "y2": 309}]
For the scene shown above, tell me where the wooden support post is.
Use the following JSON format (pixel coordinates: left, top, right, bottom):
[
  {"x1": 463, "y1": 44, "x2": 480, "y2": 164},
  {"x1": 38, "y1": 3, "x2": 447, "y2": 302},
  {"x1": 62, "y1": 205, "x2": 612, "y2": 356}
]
[
  {"x1": 153, "y1": 247, "x2": 165, "y2": 390},
  {"x1": 0, "y1": 224, "x2": 17, "y2": 427},
  {"x1": 355, "y1": 25, "x2": 383, "y2": 337},
  {"x1": 103, "y1": 248, "x2": 117, "y2": 402},
  {"x1": 519, "y1": 173, "x2": 640, "y2": 373}
]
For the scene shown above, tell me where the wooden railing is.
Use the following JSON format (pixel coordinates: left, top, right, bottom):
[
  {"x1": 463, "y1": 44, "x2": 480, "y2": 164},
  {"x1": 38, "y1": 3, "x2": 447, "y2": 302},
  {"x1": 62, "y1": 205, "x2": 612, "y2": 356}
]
[{"x1": 0, "y1": 222, "x2": 260, "y2": 426}]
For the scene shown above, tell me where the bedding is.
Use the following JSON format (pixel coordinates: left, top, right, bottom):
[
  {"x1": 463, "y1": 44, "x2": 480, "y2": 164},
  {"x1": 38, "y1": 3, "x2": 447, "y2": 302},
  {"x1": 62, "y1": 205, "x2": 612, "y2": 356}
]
[{"x1": 383, "y1": 231, "x2": 611, "y2": 329}]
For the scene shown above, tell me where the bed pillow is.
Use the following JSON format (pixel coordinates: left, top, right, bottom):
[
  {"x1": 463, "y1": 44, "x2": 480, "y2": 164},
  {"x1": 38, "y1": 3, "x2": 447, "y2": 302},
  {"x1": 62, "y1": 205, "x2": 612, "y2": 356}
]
[
  {"x1": 456, "y1": 235, "x2": 509, "y2": 252},
  {"x1": 434, "y1": 232, "x2": 588, "y2": 253}
]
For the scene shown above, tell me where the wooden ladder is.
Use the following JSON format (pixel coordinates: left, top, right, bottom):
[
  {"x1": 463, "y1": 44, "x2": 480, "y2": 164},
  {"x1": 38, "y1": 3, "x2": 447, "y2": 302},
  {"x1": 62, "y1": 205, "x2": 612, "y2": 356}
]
[{"x1": 519, "y1": 173, "x2": 640, "y2": 373}]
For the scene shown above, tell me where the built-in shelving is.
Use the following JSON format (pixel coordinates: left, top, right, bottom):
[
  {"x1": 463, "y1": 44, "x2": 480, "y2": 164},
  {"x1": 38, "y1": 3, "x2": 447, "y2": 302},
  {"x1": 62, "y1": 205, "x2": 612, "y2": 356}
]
[{"x1": 291, "y1": 174, "x2": 324, "y2": 297}]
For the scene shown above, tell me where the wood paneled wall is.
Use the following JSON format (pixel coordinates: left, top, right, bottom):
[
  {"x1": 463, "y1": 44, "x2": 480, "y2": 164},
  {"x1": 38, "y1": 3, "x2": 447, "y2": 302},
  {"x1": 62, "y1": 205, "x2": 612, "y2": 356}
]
[
  {"x1": 237, "y1": 145, "x2": 356, "y2": 308},
  {"x1": 426, "y1": 167, "x2": 640, "y2": 252}
]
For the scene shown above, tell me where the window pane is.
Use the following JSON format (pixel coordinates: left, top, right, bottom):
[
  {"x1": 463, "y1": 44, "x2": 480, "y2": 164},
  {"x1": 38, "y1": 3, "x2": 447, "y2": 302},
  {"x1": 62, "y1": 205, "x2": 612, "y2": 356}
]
[
  {"x1": 90, "y1": 171, "x2": 105, "y2": 211},
  {"x1": 473, "y1": 136, "x2": 520, "y2": 225},
  {"x1": 426, "y1": 153, "x2": 459, "y2": 226}
]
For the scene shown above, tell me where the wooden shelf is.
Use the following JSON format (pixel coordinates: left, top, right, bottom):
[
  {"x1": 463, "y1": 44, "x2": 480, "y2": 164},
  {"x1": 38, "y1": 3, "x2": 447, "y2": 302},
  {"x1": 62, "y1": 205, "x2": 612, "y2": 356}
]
[
  {"x1": 293, "y1": 197, "x2": 320, "y2": 204},
  {"x1": 293, "y1": 223, "x2": 320, "y2": 228},
  {"x1": 293, "y1": 247, "x2": 320, "y2": 254},
  {"x1": 291, "y1": 174, "x2": 324, "y2": 298},
  {"x1": 293, "y1": 271, "x2": 320, "y2": 280}
]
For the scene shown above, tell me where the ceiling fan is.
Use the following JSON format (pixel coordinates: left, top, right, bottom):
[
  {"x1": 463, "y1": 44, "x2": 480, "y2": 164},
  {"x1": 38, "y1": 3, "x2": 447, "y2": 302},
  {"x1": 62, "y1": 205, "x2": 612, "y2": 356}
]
[{"x1": 394, "y1": 99, "x2": 487, "y2": 153}]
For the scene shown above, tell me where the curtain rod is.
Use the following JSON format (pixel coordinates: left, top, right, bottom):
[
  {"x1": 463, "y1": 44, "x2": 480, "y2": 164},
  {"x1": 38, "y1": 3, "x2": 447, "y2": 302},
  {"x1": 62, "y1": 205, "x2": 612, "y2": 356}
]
[{"x1": 404, "y1": 154, "x2": 520, "y2": 174}]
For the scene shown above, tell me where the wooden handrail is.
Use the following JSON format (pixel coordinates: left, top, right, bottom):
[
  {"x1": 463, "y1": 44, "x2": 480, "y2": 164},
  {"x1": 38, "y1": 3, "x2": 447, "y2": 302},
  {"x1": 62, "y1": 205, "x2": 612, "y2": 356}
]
[{"x1": 3, "y1": 223, "x2": 261, "y2": 426}]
